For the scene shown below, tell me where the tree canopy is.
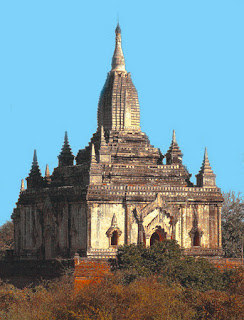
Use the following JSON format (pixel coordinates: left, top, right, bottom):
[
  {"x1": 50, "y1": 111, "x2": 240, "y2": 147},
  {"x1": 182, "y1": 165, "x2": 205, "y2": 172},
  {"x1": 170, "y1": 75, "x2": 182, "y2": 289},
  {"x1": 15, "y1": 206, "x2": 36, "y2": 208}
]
[
  {"x1": 0, "y1": 220, "x2": 14, "y2": 254},
  {"x1": 222, "y1": 192, "x2": 244, "y2": 258},
  {"x1": 116, "y1": 240, "x2": 228, "y2": 291}
]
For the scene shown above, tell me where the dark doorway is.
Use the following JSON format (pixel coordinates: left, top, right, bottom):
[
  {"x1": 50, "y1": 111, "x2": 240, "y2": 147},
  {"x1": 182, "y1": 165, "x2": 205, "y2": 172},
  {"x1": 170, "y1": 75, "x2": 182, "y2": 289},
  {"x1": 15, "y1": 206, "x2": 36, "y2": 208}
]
[
  {"x1": 111, "y1": 230, "x2": 118, "y2": 246},
  {"x1": 193, "y1": 230, "x2": 200, "y2": 246},
  {"x1": 150, "y1": 232, "x2": 160, "y2": 246}
]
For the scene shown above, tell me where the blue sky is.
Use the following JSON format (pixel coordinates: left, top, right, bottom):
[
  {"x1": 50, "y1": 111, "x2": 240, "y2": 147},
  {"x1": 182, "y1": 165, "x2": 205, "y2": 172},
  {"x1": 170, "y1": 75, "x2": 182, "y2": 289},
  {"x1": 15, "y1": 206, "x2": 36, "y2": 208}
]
[{"x1": 0, "y1": 1, "x2": 243, "y2": 225}]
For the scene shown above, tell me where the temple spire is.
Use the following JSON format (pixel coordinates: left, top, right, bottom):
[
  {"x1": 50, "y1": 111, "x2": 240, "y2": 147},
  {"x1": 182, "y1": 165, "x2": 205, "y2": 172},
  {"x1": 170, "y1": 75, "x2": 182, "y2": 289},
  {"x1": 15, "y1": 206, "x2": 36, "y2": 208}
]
[
  {"x1": 111, "y1": 23, "x2": 126, "y2": 72},
  {"x1": 196, "y1": 147, "x2": 216, "y2": 187},
  {"x1": 58, "y1": 131, "x2": 74, "y2": 167},
  {"x1": 198, "y1": 147, "x2": 214, "y2": 174},
  {"x1": 26, "y1": 149, "x2": 43, "y2": 189},
  {"x1": 30, "y1": 150, "x2": 41, "y2": 173},
  {"x1": 165, "y1": 130, "x2": 183, "y2": 164}
]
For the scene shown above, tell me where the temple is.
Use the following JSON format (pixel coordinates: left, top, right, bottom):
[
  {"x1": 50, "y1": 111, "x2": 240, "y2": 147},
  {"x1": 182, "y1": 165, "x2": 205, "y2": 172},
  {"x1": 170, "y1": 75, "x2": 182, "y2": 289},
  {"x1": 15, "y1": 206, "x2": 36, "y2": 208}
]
[{"x1": 12, "y1": 25, "x2": 223, "y2": 260}]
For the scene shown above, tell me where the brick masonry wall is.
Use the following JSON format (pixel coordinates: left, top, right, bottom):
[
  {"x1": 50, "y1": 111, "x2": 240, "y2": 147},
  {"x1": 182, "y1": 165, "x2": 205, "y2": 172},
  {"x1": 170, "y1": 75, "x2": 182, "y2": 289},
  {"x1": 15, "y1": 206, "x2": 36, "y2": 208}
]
[
  {"x1": 74, "y1": 256, "x2": 111, "y2": 290},
  {"x1": 206, "y1": 257, "x2": 243, "y2": 270}
]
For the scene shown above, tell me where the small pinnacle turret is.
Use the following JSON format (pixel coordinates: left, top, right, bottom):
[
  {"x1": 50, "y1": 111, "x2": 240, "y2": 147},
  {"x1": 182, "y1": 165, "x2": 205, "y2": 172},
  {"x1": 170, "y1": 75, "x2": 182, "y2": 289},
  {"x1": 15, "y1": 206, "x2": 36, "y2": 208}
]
[
  {"x1": 165, "y1": 130, "x2": 183, "y2": 165},
  {"x1": 111, "y1": 23, "x2": 126, "y2": 72},
  {"x1": 198, "y1": 148, "x2": 214, "y2": 175},
  {"x1": 26, "y1": 150, "x2": 43, "y2": 188},
  {"x1": 196, "y1": 148, "x2": 216, "y2": 187},
  {"x1": 58, "y1": 131, "x2": 74, "y2": 167},
  {"x1": 45, "y1": 164, "x2": 51, "y2": 184},
  {"x1": 89, "y1": 143, "x2": 102, "y2": 184},
  {"x1": 29, "y1": 150, "x2": 41, "y2": 176},
  {"x1": 91, "y1": 144, "x2": 97, "y2": 163},
  {"x1": 45, "y1": 164, "x2": 50, "y2": 177},
  {"x1": 100, "y1": 125, "x2": 106, "y2": 147},
  {"x1": 99, "y1": 126, "x2": 111, "y2": 163},
  {"x1": 20, "y1": 179, "x2": 25, "y2": 192}
]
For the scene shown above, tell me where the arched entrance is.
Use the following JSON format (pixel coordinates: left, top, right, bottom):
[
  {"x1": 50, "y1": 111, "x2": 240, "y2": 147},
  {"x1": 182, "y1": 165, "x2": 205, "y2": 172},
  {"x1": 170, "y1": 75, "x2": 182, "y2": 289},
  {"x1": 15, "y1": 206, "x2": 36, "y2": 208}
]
[
  {"x1": 150, "y1": 232, "x2": 160, "y2": 246},
  {"x1": 150, "y1": 228, "x2": 166, "y2": 246}
]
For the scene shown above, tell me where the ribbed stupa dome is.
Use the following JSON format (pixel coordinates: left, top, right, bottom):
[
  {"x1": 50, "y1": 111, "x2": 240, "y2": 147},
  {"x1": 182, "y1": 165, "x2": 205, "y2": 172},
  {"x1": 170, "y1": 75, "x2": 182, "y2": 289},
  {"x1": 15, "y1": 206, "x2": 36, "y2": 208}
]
[{"x1": 97, "y1": 24, "x2": 140, "y2": 132}]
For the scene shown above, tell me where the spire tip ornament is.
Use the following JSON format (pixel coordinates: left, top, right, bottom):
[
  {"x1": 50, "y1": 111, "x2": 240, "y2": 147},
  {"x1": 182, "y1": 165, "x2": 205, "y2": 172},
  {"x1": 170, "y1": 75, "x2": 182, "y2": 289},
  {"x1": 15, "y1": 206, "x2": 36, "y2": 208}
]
[
  {"x1": 204, "y1": 147, "x2": 208, "y2": 161},
  {"x1": 111, "y1": 23, "x2": 126, "y2": 72},
  {"x1": 33, "y1": 149, "x2": 38, "y2": 165},
  {"x1": 115, "y1": 22, "x2": 121, "y2": 34}
]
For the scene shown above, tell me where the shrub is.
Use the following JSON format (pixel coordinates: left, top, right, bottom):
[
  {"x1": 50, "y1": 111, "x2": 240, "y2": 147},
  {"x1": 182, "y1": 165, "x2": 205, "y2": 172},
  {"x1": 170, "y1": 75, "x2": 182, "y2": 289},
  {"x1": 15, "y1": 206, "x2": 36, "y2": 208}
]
[{"x1": 116, "y1": 241, "x2": 228, "y2": 291}]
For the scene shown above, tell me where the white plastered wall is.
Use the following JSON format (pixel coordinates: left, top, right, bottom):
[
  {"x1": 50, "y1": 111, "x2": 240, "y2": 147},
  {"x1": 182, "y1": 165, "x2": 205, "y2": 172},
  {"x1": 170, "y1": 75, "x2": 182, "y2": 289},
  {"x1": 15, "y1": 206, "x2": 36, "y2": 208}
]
[{"x1": 90, "y1": 203, "x2": 125, "y2": 249}]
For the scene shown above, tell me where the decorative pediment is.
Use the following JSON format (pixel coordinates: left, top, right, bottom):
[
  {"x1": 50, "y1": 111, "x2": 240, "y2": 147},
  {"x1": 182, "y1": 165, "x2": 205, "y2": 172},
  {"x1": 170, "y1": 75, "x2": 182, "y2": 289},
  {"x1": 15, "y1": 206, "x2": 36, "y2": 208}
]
[
  {"x1": 143, "y1": 210, "x2": 171, "y2": 236},
  {"x1": 106, "y1": 226, "x2": 122, "y2": 238},
  {"x1": 133, "y1": 194, "x2": 177, "y2": 239},
  {"x1": 189, "y1": 227, "x2": 203, "y2": 237},
  {"x1": 140, "y1": 193, "x2": 169, "y2": 217},
  {"x1": 135, "y1": 193, "x2": 172, "y2": 226},
  {"x1": 106, "y1": 214, "x2": 122, "y2": 238}
]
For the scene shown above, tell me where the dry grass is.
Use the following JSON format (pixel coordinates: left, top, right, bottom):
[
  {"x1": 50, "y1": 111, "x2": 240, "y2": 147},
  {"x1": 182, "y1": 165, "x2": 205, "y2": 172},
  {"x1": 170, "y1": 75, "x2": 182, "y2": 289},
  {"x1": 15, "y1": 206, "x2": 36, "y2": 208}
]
[{"x1": 0, "y1": 269, "x2": 243, "y2": 320}]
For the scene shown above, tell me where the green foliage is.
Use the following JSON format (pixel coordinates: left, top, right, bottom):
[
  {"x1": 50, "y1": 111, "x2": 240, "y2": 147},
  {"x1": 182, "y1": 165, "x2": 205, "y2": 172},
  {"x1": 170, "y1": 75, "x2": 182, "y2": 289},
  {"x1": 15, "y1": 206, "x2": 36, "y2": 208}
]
[
  {"x1": 116, "y1": 240, "x2": 227, "y2": 291},
  {"x1": 222, "y1": 192, "x2": 244, "y2": 258},
  {"x1": 117, "y1": 240, "x2": 182, "y2": 270},
  {"x1": 167, "y1": 257, "x2": 226, "y2": 291}
]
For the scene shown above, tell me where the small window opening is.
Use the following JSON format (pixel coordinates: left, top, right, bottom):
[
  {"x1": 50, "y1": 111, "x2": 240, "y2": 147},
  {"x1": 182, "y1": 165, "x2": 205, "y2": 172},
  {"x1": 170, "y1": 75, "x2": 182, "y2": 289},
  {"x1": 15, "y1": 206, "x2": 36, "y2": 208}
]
[
  {"x1": 193, "y1": 230, "x2": 200, "y2": 246},
  {"x1": 111, "y1": 230, "x2": 118, "y2": 246}
]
